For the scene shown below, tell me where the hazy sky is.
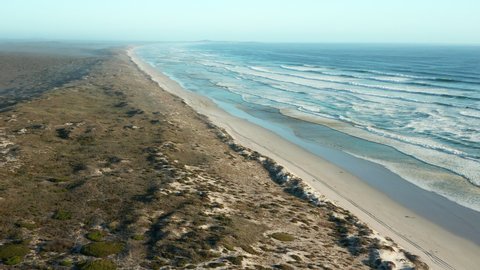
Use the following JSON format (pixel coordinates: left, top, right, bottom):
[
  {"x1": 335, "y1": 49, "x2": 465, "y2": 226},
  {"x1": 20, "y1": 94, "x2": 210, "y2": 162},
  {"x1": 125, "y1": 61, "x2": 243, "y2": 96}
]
[{"x1": 1, "y1": 0, "x2": 479, "y2": 44}]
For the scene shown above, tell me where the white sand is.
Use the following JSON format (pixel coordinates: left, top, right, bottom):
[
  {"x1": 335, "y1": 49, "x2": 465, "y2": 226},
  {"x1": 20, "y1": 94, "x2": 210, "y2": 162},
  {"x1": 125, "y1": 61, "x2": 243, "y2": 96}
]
[{"x1": 128, "y1": 48, "x2": 480, "y2": 270}]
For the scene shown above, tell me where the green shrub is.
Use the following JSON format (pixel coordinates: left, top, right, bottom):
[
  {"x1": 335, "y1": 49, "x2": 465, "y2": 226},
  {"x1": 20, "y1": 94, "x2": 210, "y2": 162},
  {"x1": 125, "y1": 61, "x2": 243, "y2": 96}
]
[
  {"x1": 240, "y1": 245, "x2": 259, "y2": 255},
  {"x1": 86, "y1": 231, "x2": 105, "y2": 242},
  {"x1": 53, "y1": 210, "x2": 72, "y2": 220},
  {"x1": 79, "y1": 259, "x2": 117, "y2": 270},
  {"x1": 223, "y1": 243, "x2": 235, "y2": 251},
  {"x1": 5, "y1": 256, "x2": 22, "y2": 265},
  {"x1": 290, "y1": 254, "x2": 302, "y2": 261},
  {"x1": 60, "y1": 259, "x2": 73, "y2": 266},
  {"x1": 47, "y1": 177, "x2": 69, "y2": 183},
  {"x1": 270, "y1": 232, "x2": 295, "y2": 242},
  {"x1": 81, "y1": 242, "x2": 124, "y2": 257},
  {"x1": 274, "y1": 264, "x2": 295, "y2": 270},
  {"x1": 225, "y1": 256, "x2": 243, "y2": 265},
  {"x1": 0, "y1": 244, "x2": 29, "y2": 265},
  {"x1": 207, "y1": 262, "x2": 225, "y2": 268},
  {"x1": 131, "y1": 234, "x2": 145, "y2": 241}
]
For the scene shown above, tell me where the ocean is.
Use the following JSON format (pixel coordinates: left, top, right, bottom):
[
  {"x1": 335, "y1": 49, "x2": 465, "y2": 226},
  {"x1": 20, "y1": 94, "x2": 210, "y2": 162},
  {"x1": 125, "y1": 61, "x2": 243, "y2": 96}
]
[{"x1": 137, "y1": 42, "x2": 480, "y2": 212}]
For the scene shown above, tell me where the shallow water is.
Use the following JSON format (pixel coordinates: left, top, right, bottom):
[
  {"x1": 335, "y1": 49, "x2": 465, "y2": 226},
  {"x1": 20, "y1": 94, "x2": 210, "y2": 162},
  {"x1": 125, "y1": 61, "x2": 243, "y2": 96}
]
[{"x1": 137, "y1": 42, "x2": 480, "y2": 212}]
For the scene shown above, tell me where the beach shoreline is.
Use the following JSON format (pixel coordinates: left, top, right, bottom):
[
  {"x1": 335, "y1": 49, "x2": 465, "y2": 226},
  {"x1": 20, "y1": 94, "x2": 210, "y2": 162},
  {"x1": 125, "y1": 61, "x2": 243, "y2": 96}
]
[{"x1": 129, "y1": 47, "x2": 480, "y2": 270}]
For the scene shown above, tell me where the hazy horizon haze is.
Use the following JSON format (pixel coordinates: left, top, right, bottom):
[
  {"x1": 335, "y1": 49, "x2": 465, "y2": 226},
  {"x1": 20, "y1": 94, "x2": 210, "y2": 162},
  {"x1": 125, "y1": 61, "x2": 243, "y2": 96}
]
[{"x1": 1, "y1": 0, "x2": 479, "y2": 44}]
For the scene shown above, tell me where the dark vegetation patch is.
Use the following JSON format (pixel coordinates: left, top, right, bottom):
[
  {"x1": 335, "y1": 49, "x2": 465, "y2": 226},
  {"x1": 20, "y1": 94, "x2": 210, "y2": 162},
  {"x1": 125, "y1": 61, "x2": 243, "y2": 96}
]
[
  {"x1": 41, "y1": 239, "x2": 74, "y2": 252},
  {"x1": 0, "y1": 243, "x2": 29, "y2": 265},
  {"x1": 225, "y1": 255, "x2": 244, "y2": 265},
  {"x1": 15, "y1": 220, "x2": 37, "y2": 230},
  {"x1": 270, "y1": 232, "x2": 295, "y2": 242},
  {"x1": 79, "y1": 259, "x2": 117, "y2": 270},
  {"x1": 47, "y1": 176, "x2": 69, "y2": 183},
  {"x1": 71, "y1": 162, "x2": 88, "y2": 173},
  {"x1": 56, "y1": 127, "x2": 72, "y2": 139},
  {"x1": 60, "y1": 259, "x2": 73, "y2": 267},
  {"x1": 126, "y1": 108, "x2": 144, "y2": 117},
  {"x1": 273, "y1": 264, "x2": 295, "y2": 270},
  {"x1": 86, "y1": 230, "x2": 105, "y2": 242},
  {"x1": 28, "y1": 123, "x2": 46, "y2": 130},
  {"x1": 114, "y1": 101, "x2": 128, "y2": 108},
  {"x1": 81, "y1": 242, "x2": 124, "y2": 257},
  {"x1": 53, "y1": 210, "x2": 72, "y2": 220},
  {"x1": 107, "y1": 156, "x2": 122, "y2": 164},
  {"x1": 328, "y1": 212, "x2": 374, "y2": 256}
]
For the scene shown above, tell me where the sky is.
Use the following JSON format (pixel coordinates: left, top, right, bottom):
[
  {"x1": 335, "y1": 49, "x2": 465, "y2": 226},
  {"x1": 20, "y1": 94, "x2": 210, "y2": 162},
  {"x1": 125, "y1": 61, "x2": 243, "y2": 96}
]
[{"x1": 1, "y1": 0, "x2": 479, "y2": 44}]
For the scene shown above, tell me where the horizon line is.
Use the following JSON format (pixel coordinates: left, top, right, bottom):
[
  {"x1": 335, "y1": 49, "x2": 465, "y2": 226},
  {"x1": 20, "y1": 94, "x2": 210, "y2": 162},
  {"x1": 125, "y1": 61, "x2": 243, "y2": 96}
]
[{"x1": 1, "y1": 38, "x2": 479, "y2": 46}]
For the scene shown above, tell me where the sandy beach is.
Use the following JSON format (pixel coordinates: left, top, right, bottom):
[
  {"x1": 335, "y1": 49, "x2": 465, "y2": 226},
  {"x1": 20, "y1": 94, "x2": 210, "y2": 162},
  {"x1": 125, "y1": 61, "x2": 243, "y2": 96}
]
[{"x1": 129, "y1": 48, "x2": 480, "y2": 270}]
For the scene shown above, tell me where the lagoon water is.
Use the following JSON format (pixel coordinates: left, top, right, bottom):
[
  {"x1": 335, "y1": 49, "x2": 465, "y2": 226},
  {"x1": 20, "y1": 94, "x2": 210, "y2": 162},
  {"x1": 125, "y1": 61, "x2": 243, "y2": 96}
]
[{"x1": 137, "y1": 42, "x2": 480, "y2": 212}]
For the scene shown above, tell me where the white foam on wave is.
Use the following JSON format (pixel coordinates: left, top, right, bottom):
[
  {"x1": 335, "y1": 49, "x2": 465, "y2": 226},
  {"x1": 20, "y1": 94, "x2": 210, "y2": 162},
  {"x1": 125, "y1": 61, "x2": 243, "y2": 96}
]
[
  {"x1": 244, "y1": 67, "x2": 466, "y2": 117},
  {"x1": 364, "y1": 69, "x2": 438, "y2": 80},
  {"x1": 266, "y1": 82, "x2": 311, "y2": 94},
  {"x1": 280, "y1": 64, "x2": 331, "y2": 72},
  {"x1": 163, "y1": 52, "x2": 480, "y2": 154},
  {"x1": 214, "y1": 81, "x2": 304, "y2": 110},
  {"x1": 213, "y1": 74, "x2": 480, "y2": 184},
  {"x1": 246, "y1": 65, "x2": 473, "y2": 100},
  {"x1": 223, "y1": 66, "x2": 480, "y2": 151},
  {"x1": 198, "y1": 59, "x2": 236, "y2": 69},
  {"x1": 280, "y1": 64, "x2": 448, "y2": 83},
  {"x1": 250, "y1": 66, "x2": 272, "y2": 73},
  {"x1": 367, "y1": 75, "x2": 412, "y2": 83},
  {"x1": 214, "y1": 82, "x2": 238, "y2": 91},
  {"x1": 337, "y1": 115, "x2": 372, "y2": 127},
  {"x1": 304, "y1": 99, "x2": 478, "y2": 151},
  {"x1": 459, "y1": 109, "x2": 480, "y2": 119},
  {"x1": 349, "y1": 81, "x2": 463, "y2": 97},
  {"x1": 228, "y1": 66, "x2": 351, "y2": 91},
  {"x1": 344, "y1": 150, "x2": 480, "y2": 212},
  {"x1": 282, "y1": 109, "x2": 480, "y2": 187},
  {"x1": 405, "y1": 110, "x2": 480, "y2": 144},
  {"x1": 281, "y1": 109, "x2": 480, "y2": 210},
  {"x1": 365, "y1": 126, "x2": 467, "y2": 156}
]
